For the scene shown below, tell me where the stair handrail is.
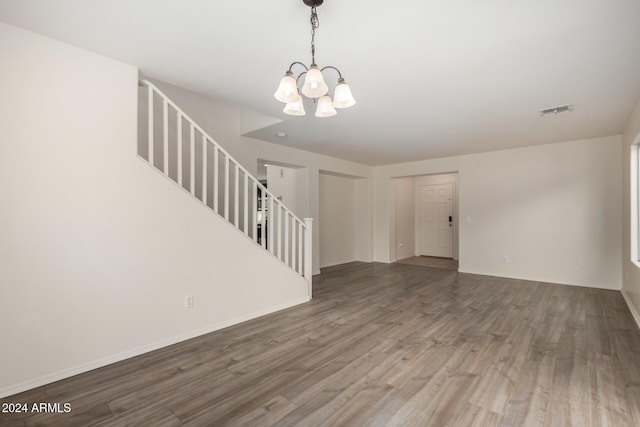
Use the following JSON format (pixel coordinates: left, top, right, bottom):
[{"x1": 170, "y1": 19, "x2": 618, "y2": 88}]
[
  {"x1": 140, "y1": 80, "x2": 305, "y2": 227},
  {"x1": 139, "y1": 79, "x2": 313, "y2": 292}
]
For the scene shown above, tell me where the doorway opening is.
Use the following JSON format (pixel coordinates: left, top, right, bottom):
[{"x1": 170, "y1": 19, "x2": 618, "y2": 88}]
[{"x1": 391, "y1": 172, "x2": 459, "y2": 269}]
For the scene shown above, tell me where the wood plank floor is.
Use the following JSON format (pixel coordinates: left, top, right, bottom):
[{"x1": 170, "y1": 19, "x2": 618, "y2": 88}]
[{"x1": 2, "y1": 262, "x2": 640, "y2": 426}]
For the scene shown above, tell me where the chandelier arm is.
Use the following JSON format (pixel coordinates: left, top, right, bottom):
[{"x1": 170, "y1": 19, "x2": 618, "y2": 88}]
[
  {"x1": 296, "y1": 71, "x2": 308, "y2": 86},
  {"x1": 288, "y1": 61, "x2": 309, "y2": 73},
  {"x1": 319, "y1": 65, "x2": 344, "y2": 80}
]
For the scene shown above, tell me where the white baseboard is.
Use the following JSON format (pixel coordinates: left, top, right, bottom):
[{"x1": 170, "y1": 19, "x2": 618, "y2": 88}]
[
  {"x1": 0, "y1": 296, "x2": 309, "y2": 399},
  {"x1": 622, "y1": 289, "x2": 640, "y2": 331}
]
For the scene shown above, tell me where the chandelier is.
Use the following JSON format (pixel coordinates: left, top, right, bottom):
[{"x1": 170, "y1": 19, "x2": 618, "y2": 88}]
[{"x1": 274, "y1": 0, "x2": 356, "y2": 117}]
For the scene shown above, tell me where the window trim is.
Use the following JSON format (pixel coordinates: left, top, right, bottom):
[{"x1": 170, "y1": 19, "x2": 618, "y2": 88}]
[{"x1": 631, "y1": 135, "x2": 640, "y2": 267}]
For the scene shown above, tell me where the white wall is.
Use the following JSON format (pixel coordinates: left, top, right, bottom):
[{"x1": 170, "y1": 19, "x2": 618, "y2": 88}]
[
  {"x1": 392, "y1": 177, "x2": 416, "y2": 261},
  {"x1": 622, "y1": 97, "x2": 640, "y2": 327},
  {"x1": 0, "y1": 22, "x2": 309, "y2": 398},
  {"x1": 319, "y1": 173, "x2": 370, "y2": 268},
  {"x1": 353, "y1": 178, "x2": 372, "y2": 263},
  {"x1": 266, "y1": 165, "x2": 308, "y2": 219},
  {"x1": 373, "y1": 136, "x2": 622, "y2": 289}
]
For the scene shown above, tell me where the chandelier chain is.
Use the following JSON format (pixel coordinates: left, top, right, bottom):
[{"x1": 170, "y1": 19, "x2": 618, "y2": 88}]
[{"x1": 310, "y1": 6, "x2": 319, "y2": 64}]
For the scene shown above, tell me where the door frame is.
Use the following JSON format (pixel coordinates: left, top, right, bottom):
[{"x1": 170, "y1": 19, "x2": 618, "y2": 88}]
[
  {"x1": 414, "y1": 173, "x2": 459, "y2": 260},
  {"x1": 417, "y1": 182, "x2": 455, "y2": 258}
]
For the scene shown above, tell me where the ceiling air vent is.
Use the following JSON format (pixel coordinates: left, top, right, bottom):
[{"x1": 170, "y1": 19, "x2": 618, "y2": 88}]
[{"x1": 539, "y1": 104, "x2": 574, "y2": 116}]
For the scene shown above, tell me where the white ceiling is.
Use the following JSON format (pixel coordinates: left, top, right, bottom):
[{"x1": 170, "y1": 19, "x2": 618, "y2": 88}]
[{"x1": 1, "y1": 0, "x2": 639, "y2": 165}]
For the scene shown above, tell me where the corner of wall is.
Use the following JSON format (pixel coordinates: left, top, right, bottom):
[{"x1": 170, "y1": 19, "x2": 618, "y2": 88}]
[
  {"x1": 622, "y1": 290, "x2": 640, "y2": 330},
  {"x1": 622, "y1": 96, "x2": 640, "y2": 330}
]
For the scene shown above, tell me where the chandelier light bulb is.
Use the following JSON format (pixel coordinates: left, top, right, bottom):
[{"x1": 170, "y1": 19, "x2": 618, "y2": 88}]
[
  {"x1": 274, "y1": 72, "x2": 300, "y2": 103},
  {"x1": 302, "y1": 65, "x2": 328, "y2": 99},
  {"x1": 283, "y1": 96, "x2": 306, "y2": 116},
  {"x1": 332, "y1": 79, "x2": 356, "y2": 108},
  {"x1": 315, "y1": 95, "x2": 337, "y2": 117}
]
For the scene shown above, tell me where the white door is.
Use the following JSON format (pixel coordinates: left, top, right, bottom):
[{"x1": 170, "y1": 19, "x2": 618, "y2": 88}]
[{"x1": 419, "y1": 183, "x2": 453, "y2": 258}]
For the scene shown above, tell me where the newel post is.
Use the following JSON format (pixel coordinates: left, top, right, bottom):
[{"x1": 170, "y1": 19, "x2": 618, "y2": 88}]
[{"x1": 304, "y1": 217, "x2": 313, "y2": 299}]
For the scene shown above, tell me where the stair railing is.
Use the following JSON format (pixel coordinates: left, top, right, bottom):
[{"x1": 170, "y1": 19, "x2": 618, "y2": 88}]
[{"x1": 138, "y1": 80, "x2": 312, "y2": 296}]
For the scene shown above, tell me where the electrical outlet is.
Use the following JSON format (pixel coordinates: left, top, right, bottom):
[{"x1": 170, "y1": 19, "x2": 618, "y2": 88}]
[
  {"x1": 502, "y1": 255, "x2": 510, "y2": 264},
  {"x1": 184, "y1": 294, "x2": 194, "y2": 309}
]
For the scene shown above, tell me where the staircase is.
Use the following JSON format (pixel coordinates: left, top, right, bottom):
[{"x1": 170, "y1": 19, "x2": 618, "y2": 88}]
[{"x1": 138, "y1": 80, "x2": 312, "y2": 297}]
